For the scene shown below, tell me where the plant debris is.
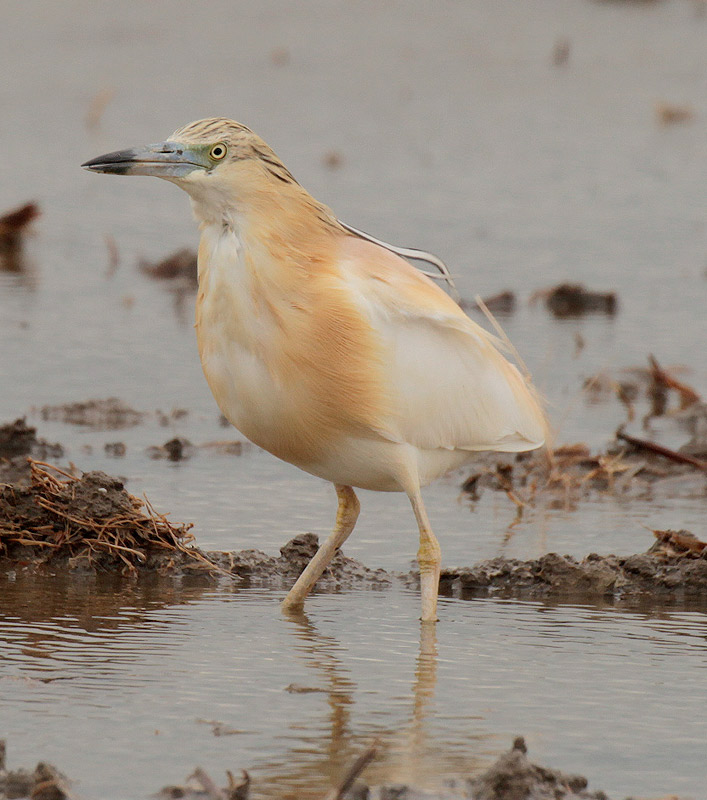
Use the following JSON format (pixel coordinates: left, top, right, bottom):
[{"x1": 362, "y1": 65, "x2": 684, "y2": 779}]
[
  {"x1": 199, "y1": 440, "x2": 246, "y2": 456},
  {"x1": 0, "y1": 460, "x2": 221, "y2": 576},
  {"x1": 322, "y1": 150, "x2": 344, "y2": 169},
  {"x1": 551, "y1": 37, "x2": 571, "y2": 66},
  {"x1": 85, "y1": 86, "x2": 116, "y2": 130},
  {"x1": 649, "y1": 528, "x2": 707, "y2": 558},
  {"x1": 0, "y1": 202, "x2": 40, "y2": 254},
  {"x1": 196, "y1": 719, "x2": 247, "y2": 737},
  {"x1": 139, "y1": 248, "x2": 198, "y2": 286},
  {"x1": 0, "y1": 201, "x2": 40, "y2": 275},
  {"x1": 584, "y1": 355, "x2": 701, "y2": 427},
  {"x1": 156, "y1": 767, "x2": 250, "y2": 800},
  {"x1": 616, "y1": 427, "x2": 707, "y2": 473},
  {"x1": 531, "y1": 283, "x2": 617, "y2": 317},
  {"x1": 461, "y1": 429, "x2": 706, "y2": 514},
  {"x1": 325, "y1": 741, "x2": 378, "y2": 800},
  {"x1": 38, "y1": 398, "x2": 145, "y2": 430}
]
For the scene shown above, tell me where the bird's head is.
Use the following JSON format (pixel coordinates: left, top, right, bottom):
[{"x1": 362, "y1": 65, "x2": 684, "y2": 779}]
[{"x1": 82, "y1": 117, "x2": 303, "y2": 225}]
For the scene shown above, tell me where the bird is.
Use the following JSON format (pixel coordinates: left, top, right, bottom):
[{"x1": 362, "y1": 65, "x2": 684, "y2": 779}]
[{"x1": 82, "y1": 118, "x2": 546, "y2": 622}]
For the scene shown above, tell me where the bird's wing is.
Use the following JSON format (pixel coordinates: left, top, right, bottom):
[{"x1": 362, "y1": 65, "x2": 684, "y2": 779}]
[{"x1": 339, "y1": 236, "x2": 547, "y2": 453}]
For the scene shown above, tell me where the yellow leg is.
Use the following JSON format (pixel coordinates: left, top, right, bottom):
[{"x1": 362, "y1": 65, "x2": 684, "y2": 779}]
[
  {"x1": 281, "y1": 484, "x2": 360, "y2": 612},
  {"x1": 409, "y1": 489, "x2": 441, "y2": 623}
]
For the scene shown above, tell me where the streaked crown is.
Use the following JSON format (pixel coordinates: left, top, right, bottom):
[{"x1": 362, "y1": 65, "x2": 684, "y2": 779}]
[{"x1": 171, "y1": 117, "x2": 297, "y2": 185}]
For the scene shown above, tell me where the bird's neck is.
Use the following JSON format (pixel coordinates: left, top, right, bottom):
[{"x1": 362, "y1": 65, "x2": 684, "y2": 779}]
[
  {"x1": 188, "y1": 163, "x2": 343, "y2": 263},
  {"x1": 194, "y1": 180, "x2": 348, "y2": 293}
]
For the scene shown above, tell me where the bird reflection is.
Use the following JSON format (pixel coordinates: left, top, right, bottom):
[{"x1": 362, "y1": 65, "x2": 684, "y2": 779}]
[
  {"x1": 282, "y1": 608, "x2": 356, "y2": 781},
  {"x1": 276, "y1": 608, "x2": 469, "y2": 797}
]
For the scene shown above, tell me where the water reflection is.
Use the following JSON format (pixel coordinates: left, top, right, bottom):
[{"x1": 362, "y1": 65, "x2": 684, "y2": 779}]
[
  {"x1": 0, "y1": 571, "x2": 216, "y2": 686},
  {"x1": 274, "y1": 608, "x2": 485, "y2": 796},
  {"x1": 2, "y1": 574, "x2": 707, "y2": 798}
]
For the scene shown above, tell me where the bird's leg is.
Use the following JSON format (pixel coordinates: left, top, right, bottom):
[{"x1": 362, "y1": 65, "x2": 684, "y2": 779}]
[
  {"x1": 281, "y1": 484, "x2": 360, "y2": 612},
  {"x1": 408, "y1": 489, "x2": 441, "y2": 623}
]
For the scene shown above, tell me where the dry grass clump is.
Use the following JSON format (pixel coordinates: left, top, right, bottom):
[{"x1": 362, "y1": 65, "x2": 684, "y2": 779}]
[{"x1": 0, "y1": 460, "x2": 217, "y2": 575}]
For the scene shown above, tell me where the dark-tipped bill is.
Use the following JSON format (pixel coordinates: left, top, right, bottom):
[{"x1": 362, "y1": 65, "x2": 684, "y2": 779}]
[{"x1": 81, "y1": 141, "x2": 207, "y2": 177}]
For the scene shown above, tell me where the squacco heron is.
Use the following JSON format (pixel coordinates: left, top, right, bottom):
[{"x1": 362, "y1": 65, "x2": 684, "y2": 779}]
[{"x1": 83, "y1": 118, "x2": 546, "y2": 622}]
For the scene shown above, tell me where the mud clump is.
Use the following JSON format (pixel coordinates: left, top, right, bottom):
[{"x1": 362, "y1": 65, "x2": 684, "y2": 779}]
[
  {"x1": 532, "y1": 283, "x2": 617, "y2": 317},
  {"x1": 0, "y1": 418, "x2": 36, "y2": 458},
  {"x1": 0, "y1": 461, "x2": 217, "y2": 576},
  {"x1": 209, "y1": 533, "x2": 391, "y2": 590},
  {"x1": 39, "y1": 398, "x2": 145, "y2": 430},
  {"x1": 462, "y1": 737, "x2": 607, "y2": 800},
  {"x1": 0, "y1": 741, "x2": 71, "y2": 800},
  {"x1": 442, "y1": 531, "x2": 707, "y2": 602},
  {"x1": 0, "y1": 419, "x2": 63, "y2": 485},
  {"x1": 147, "y1": 437, "x2": 194, "y2": 461}
]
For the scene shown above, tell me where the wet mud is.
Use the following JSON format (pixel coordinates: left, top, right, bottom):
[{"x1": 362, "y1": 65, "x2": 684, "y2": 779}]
[
  {"x1": 38, "y1": 398, "x2": 145, "y2": 430},
  {"x1": 0, "y1": 419, "x2": 63, "y2": 484},
  {"x1": 208, "y1": 532, "x2": 392, "y2": 591},
  {"x1": 0, "y1": 737, "x2": 619, "y2": 800},
  {"x1": 0, "y1": 461, "x2": 209, "y2": 576},
  {"x1": 2, "y1": 458, "x2": 704, "y2": 605},
  {"x1": 441, "y1": 533, "x2": 707, "y2": 602}
]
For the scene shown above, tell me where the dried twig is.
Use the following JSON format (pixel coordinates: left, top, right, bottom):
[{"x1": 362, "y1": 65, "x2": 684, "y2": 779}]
[
  {"x1": 648, "y1": 354, "x2": 700, "y2": 409},
  {"x1": 616, "y1": 428, "x2": 707, "y2": 473},
  {"x1": 324, "y1": 740, "x2": 379, "y2": 800},
  {"x1": 190, "y1": 768, "x2": 224, "y2": 800}
]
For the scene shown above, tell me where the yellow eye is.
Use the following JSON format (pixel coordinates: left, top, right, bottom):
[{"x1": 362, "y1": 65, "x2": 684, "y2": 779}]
[{"x1": 209, "y1": 143, "x2": 228, "y2": 160}]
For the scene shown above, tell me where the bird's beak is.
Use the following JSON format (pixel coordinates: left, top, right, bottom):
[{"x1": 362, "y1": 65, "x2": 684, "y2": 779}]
[{"x1": 81, "y1": 141, "x2": 209, "y2": 178}]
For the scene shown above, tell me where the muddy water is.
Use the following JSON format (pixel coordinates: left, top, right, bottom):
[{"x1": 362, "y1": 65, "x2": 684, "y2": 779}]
[{"x1": 1, "y1": 0, "x2": 706, "y2": 797}]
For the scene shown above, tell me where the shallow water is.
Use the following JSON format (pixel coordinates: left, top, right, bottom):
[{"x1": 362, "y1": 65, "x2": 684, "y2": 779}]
[
  {"x1": 1, "y1": 0, "x2": 706, "y2": 797},
  {"x1": 3, "y1": 575, "x2": 707, "y2": 799}
]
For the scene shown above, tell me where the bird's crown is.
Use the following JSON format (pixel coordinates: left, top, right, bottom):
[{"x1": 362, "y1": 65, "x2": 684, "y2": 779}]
[{"x1": 170, "y1": 117, "x2": 298, "y2": 185}]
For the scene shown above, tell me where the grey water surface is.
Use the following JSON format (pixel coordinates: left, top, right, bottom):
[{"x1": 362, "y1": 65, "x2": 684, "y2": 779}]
[{"x1": 1, "y1": 0, "x2": 706, "y2": 798}]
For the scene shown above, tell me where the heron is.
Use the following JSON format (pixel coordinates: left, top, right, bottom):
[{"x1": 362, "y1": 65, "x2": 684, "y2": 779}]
[{"x1": 82, "y1": 118, "x2": 546, "y2": 622}]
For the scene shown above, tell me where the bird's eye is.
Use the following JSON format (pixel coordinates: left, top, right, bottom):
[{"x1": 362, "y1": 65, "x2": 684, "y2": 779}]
[{"x1": 209, "y1": 143, "x2": 228, "y2": 160}]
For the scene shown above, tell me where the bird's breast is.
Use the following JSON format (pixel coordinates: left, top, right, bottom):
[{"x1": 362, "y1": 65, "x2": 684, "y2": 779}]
[{"x1": 194, "y1": 224, "x2": 391, "y2": 469}]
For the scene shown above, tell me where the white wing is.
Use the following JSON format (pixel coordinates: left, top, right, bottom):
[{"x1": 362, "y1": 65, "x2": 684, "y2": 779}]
[{"x1": 339, "y1": 237, "x2": 547, "y2": 454}]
